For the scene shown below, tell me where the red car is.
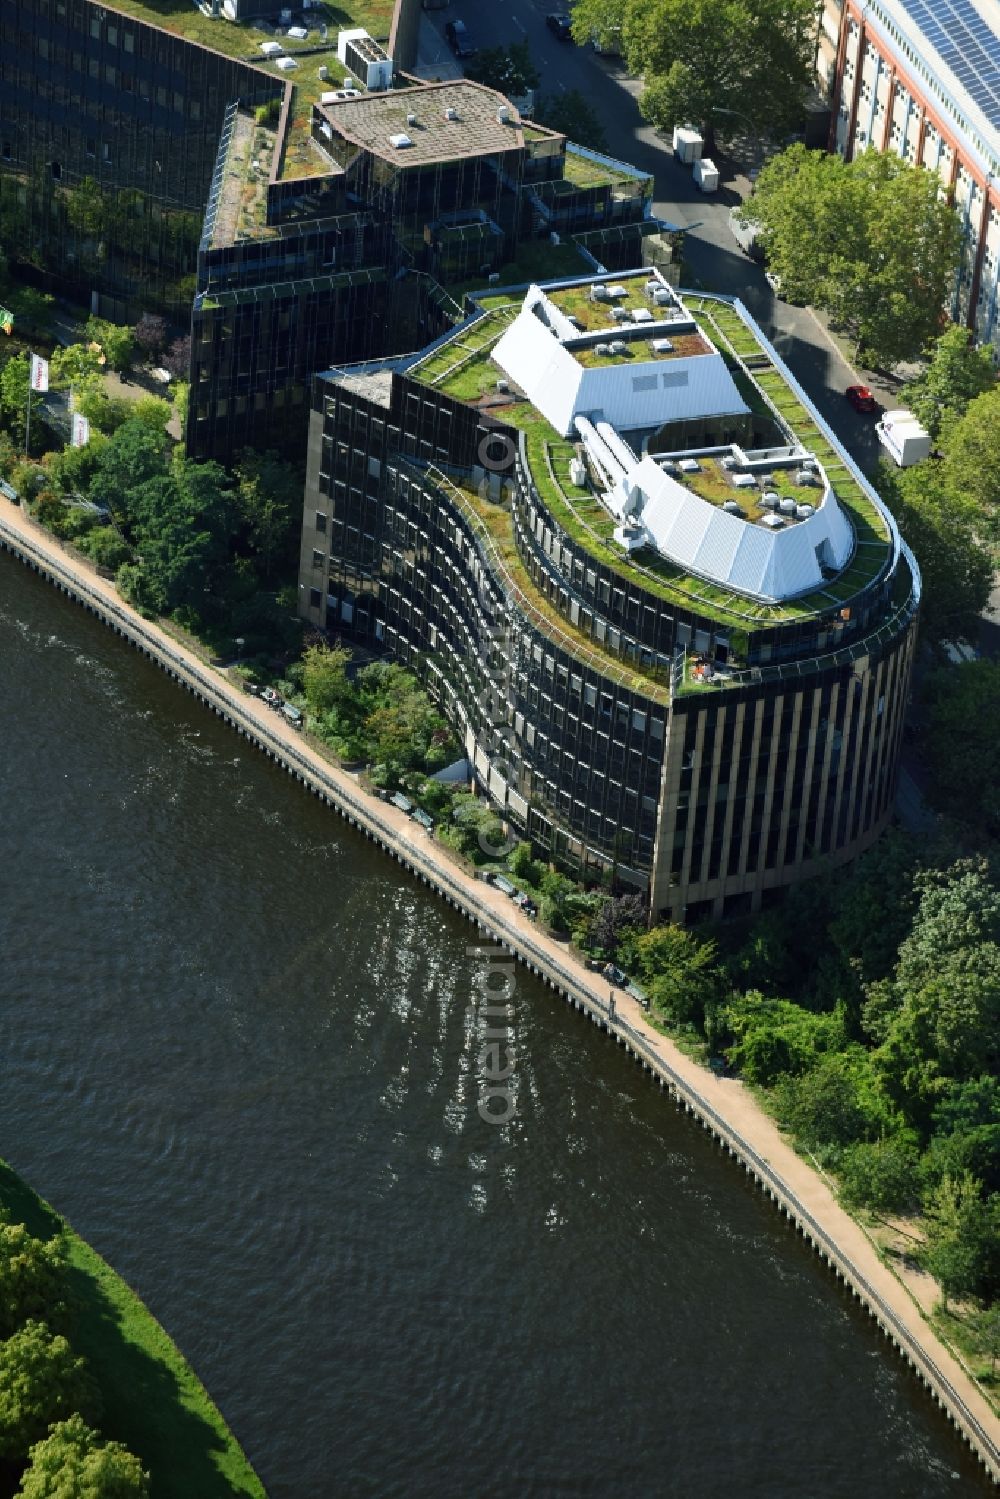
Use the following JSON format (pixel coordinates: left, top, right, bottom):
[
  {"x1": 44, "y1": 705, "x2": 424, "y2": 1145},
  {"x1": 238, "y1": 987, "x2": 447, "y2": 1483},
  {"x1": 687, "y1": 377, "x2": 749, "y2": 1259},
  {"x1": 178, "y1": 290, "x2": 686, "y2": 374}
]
[{"x1": 846, "y1": 384, "x2": 877, "y2": 414}]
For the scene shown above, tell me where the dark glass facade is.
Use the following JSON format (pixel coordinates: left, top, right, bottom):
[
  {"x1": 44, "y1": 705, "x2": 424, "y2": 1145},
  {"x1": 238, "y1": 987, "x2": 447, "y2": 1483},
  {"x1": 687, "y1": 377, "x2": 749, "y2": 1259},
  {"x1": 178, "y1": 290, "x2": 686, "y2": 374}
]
[{"x1": 298, "y1": 299, "x2": 919, "y2": 920}]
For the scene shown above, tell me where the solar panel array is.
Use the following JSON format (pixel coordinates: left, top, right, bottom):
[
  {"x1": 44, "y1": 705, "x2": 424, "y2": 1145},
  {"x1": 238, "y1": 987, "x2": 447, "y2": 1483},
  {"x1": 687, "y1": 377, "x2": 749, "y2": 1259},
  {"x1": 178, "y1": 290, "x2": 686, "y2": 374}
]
[{"x1": 898, "y1": 0, "x2": 1000, "y2": 128}]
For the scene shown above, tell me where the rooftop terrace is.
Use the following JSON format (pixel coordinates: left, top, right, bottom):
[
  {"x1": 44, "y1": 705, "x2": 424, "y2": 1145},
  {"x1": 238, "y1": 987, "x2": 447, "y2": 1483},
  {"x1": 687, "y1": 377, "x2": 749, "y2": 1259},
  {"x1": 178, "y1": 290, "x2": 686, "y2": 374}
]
[
  {"x1": 406, "y1": 273, "x2": 896, "y2": 635},
  {"x1": 316, "y1": 80, "x2": 527, "y2": 165},
  {"x1": 100, "y1": 0, "x2": 392, "y2": 65}
]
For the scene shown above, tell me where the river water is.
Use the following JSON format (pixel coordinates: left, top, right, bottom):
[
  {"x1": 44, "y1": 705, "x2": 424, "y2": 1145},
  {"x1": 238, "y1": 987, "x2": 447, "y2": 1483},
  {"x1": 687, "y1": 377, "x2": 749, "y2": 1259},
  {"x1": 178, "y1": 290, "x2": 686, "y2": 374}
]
[{"x1": 0, "y1": 553, "x2": 989, "y2": 1498}]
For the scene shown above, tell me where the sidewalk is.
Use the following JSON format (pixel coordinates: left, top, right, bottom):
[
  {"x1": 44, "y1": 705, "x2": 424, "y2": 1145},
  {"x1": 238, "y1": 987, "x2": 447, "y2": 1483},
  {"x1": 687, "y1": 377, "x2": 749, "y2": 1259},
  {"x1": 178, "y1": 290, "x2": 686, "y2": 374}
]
[{"x1": 1, "y1": 494, "x2": 998, "y2": 1478}]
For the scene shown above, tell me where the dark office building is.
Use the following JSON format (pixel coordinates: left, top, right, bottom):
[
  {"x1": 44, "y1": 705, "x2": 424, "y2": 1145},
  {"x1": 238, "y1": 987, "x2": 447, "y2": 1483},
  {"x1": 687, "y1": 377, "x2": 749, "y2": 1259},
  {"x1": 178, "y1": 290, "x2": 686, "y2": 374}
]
[
  {"x1": 298, "y1": 269, "x2": 919, "y2": 920},
  {"x1": 0, "y1": 0, "x2": 661, "y2": 464}
]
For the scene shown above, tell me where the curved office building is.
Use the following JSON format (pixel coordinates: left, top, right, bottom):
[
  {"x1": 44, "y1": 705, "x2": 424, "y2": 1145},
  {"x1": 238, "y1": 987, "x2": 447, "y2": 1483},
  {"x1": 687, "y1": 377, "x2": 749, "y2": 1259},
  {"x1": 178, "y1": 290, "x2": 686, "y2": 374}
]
[{"x1": 298, "y1": 268, "x2": 919, "y2": 921}]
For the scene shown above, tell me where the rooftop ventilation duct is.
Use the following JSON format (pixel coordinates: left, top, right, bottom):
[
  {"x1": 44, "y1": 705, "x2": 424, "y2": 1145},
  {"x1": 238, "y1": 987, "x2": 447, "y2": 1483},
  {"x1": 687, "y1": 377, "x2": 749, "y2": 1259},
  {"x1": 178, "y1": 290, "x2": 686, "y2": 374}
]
[
  {"x1": 444, "y1": 107, "x2": 459, "y2": 121},
  {"x1": 389, "y1": 133, "x2": 413, "y2": 149}
]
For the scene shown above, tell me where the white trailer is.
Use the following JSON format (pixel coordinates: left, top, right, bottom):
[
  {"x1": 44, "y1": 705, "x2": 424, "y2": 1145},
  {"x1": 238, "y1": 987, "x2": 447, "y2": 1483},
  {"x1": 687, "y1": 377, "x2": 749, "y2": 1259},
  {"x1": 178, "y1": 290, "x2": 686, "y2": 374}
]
[
  {"x1": 876, "y1": 409, "x2": 932, "y2": 467},
  {"x1": 693, "y1": 157, "x2": 719, "y2": 192},
  {"x1": 672, "y1": 125, "x2": 704, "y2": 164}
]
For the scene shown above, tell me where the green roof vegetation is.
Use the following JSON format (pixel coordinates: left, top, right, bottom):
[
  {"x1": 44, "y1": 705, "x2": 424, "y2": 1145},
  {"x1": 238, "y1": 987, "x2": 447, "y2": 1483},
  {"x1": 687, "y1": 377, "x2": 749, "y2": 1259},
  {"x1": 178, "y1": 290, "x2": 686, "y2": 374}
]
[
  {"x1": 425, "y1": 468, "x2": 670, "y2": 703},
  {"x1": 102, "y1": 0, "x2": 392, "y2": 63},
  {"x1": 407, "y1": 284, "x2": 898, "y2": 638},
  {"x1": 560, "y1": 152, "x2": 649, "y2": 192}
]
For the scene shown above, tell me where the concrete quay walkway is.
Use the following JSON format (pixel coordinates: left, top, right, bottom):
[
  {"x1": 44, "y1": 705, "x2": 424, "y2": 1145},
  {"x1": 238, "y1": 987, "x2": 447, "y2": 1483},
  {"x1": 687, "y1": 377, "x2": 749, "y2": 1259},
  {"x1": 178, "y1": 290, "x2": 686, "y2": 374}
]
[{"x1": 1, "y1": 496, "x2": 998, "y2": 1483}]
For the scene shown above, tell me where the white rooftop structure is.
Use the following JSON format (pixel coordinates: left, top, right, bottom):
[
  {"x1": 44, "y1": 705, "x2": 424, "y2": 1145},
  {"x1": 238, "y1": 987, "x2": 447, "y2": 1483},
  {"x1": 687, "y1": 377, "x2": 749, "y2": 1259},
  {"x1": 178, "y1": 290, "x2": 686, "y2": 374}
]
[
  {"x1": 491, "y1": 272, "x2": 856, "y2": 602},
  {"x1": 492, "y1": 281, "x2": 748, "y2": 439}
]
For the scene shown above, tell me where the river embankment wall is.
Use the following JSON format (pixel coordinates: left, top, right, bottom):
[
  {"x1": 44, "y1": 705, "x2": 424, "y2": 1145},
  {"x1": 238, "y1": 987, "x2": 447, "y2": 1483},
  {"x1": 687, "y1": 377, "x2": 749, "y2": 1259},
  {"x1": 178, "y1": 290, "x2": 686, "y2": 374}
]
[{"x1": 1, "y1": 505, "x2": 997, "y2": 1486}]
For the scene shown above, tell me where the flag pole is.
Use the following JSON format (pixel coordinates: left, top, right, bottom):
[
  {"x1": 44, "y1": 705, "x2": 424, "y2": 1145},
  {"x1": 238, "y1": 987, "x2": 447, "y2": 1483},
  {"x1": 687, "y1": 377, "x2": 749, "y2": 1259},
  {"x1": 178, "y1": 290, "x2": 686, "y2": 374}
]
[{"x1": 24, "y1": 377, "x2": 31, "y2": 458}]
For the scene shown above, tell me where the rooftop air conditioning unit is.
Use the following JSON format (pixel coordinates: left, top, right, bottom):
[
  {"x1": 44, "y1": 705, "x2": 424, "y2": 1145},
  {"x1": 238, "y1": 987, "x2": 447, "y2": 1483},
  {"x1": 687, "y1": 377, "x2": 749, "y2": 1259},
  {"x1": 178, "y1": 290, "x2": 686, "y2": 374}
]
[
  {"x1": 406, "y1": 111, "x2": 417, "y2": 125},
  {"x1": 652, "y1": 338, "x2": 674, "y2": 353},
  {"x1": 645, "y1": 280, "x2": 659, "y2": 296},
  {"x1": 444, "y1": 106, "x2": 459, "y2": 121},
  {"x1": 653, "y1": 289, "x2": 671, "y2": 305},
  {"x1": 796, "y1": 503, "x2": 814, "y2": 519},
  {"x1": 794, "y1": 469, "x2": 816, "y2": 485},
  {"x1": 590, "y1": 284, "x2": 611, "y2": 301},
  {"x1": 318, "y1": 65, "x2": 329, "y2": 80},
  {"x1": 723, "y1": 500, "x2": 743, "y2": 515},
  {"x1": 389, "y1": 133, "x2": 413, "y2": 149},
  {"x1": 779, "y1": 497, "x2": 797, "y2": 515},
  {"x1": 609, "y1": 340, "x2": 628, "y2": 355},
  {"x1": 610, "y1": 307, "x2": 629, "y2": 322},
  {"x1": 594, "y1": 343, "x2": 611, "y2": 355},
  {"x1": 761, "y1": 492, "x2": 779, "y2": 509}
]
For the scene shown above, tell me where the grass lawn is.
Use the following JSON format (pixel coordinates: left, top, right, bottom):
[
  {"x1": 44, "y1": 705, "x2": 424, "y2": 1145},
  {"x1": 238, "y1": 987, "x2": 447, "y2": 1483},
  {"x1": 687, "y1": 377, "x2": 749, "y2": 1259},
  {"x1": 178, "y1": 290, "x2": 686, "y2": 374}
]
[{"x1": 0, "y1": 1160, "x2": 264, "y2": 1499}]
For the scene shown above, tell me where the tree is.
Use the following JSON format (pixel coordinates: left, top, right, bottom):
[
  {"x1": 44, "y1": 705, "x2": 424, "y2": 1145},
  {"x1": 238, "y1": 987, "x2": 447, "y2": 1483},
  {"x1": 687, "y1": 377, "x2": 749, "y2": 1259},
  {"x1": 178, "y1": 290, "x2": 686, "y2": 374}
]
[
  {"x1": 49, "y1": 344, "x2": 106, "y2": 392},
  {"x1": 18, "y1": 1414, "x2": 149, "y2": 1499},
  {"x1": 879, "y1": 462, "x2": 992, "y2": 648},
  {"x1": 0, "y1": 1321, "x2": 101, "y2": 1461},
  {"x1": 534, "y1": 91, "x2": 608, "y2": 152},
  {"x1": 724, "y1": 992, "x2": 843, "y2": 1085},
  {"x1": 132, "y1": 313, "x2": 167, "y2": 360},
  {"x1": 0, "y1": 1220, "x2": 68, "y2": 1340},
  {"x1": 83, "y1": 317, "x2": 134, "y2": 373},
  {"x1": 838, "y1": 1138, "x2": 920, "y2": 1214},
  {"x1": 740, "y1": 146, "x2": 962, "y2": 366},
  {"x1": 509, "y1": 841, "x2": 541, "y2": 886},
  {"x1": 301, "y1": 643, "x2": 352, "y2": 717},
  {"x1": 0, "y1": 355, "x2": 30, "y2": 437},
  {"x1": 633, "y1": 923, "x2": 727, "y2": 1029},
  {"x1": 160, "y1": 336, "x2": 191, "y2": 381},
  {"x1": 903, "y1": 323, "x2": 996, "y2": 443},
  {"x1": 774, "y1": 1049, "x2": 877, "y2": 1151},
  {"x1": 88, "y1": 420, "x2": 169, "y2": 520},
  {"x1": 591, "y1": 893, "x2": 646, "y2": 955},
  {"x1": 923, "y1": 1173, "x2": 1000, "y2": 1307},
  {"x1": 233, "y1": 450, "x2": 302, "y2": 579},
  {"x1": 465, "y1": 42, "x2": 539, "y2": 99},
  {"x1": 572, "y1": 0, "x2": 817, "y2": 147},
  {"x1": 943, "y1": 388, "x2": 1000, "y2": 539},
  {"x1": 920, "y1": 662, "x2": 1000, "y2": 831}
]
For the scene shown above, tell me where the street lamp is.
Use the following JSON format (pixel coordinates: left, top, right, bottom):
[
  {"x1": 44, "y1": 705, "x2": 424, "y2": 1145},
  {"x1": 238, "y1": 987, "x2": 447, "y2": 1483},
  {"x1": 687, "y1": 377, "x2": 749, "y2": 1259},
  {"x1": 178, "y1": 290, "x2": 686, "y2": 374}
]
[{"x1": 235, "y1": 636, "x2": 245, "y2": 663}]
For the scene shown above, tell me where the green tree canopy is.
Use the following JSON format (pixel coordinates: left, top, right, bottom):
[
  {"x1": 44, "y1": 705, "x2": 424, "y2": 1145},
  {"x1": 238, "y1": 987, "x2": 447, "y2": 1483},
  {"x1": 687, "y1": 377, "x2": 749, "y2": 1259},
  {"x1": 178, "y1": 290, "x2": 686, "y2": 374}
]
[
  {"x1": 0, "y1": 1321, "x2": 101, "y2": 1461},
  {"x1": 740, "y1": 145, "x2": 962, "y2": 365},
  {"x1": 534, "y1": 90, "x2": 608, "y2": 152},
  {"x1": 903, "y1": 323, "x2": 996, "y2": 443},
  {"x1": 878, "y1": 461, "x2": 992, "y2": 647},
  {"x1": 17, "y1": 1414, "x2": 149, "y2": 1499},
  {"x1": 923, "y1": 1173, "x2": 1000, "y2": 1306},
  {"x1": 233, "y1": 449, "x2": 302, "y2": 580},
  {"x1": 920, "y1": 661, "x2": 1000, "y2": 831},
  {"x1": 0, "y1": 1220, "x2": 68, "y2": 1341},
  {"x1": 839, "y1": 1137, "x2": 920, "y2": 1214},
  {"x1": 301, "y1": 642, "x2": 353, "y2": 717},
  {"x1": 574, "y1": 0, "x2": 816, "y2": 145},
  {"x1": 774, "y1": 1048, "x2": 879, "y2": 1151},
  {"x1": 724, "y1": 992, "x2": 844, "y2": 1086},
  {"x1": 465, "y1": 42, "x2": 539, "y2": 98},
  {"x1": 942, "y1": 387, "x2": 1000, "y2": 539},
  {"x1": 83, "y1": 317, "x2": 134, "y2": 373}
]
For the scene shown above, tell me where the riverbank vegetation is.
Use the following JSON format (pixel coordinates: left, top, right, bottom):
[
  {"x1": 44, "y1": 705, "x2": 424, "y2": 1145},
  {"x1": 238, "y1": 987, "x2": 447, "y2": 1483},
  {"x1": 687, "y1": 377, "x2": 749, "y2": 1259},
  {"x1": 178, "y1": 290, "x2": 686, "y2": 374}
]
[
  {"x1": 579, "y1": 833, "x2": 1000, "y2": 1390},
  {"x1": 0, "y1": 1161, "x2": 263, "y2": 1499}
]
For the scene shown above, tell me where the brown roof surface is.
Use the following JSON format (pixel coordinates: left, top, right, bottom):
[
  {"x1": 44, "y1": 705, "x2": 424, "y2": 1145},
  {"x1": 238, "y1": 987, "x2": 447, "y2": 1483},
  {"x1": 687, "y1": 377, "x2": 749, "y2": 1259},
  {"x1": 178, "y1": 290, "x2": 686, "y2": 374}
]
[{"x1": 319, "y1": 80, "x2": 526, "y2": 165}]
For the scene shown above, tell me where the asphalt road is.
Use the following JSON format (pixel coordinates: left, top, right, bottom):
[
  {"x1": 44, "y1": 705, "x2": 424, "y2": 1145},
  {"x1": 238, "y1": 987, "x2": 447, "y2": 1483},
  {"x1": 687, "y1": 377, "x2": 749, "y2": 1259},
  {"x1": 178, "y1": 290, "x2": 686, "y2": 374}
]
[{"x1": 415, "y1": 1, "x2": 898, "y2": 476}]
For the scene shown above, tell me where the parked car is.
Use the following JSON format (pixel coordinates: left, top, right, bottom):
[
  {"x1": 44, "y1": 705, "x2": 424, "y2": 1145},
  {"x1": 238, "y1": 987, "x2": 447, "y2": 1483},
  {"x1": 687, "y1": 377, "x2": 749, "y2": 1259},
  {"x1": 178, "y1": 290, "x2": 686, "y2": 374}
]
[
  {"x1": 445, "y1": 19, "x2": 477, "y2": 57},
  {"x1": 546, "y1": 13, "x2": 573, "y2": 40},
  {"x1": 846, "y1": 384, "x2": 878, "y2": 414}
]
